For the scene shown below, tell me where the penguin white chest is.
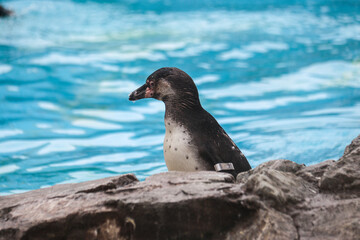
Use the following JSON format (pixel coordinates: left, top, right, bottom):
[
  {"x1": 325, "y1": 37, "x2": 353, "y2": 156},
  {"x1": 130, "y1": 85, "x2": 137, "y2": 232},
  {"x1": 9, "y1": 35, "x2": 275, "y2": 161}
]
[{"x1": 163, "y1": 119, "x2": 206, "y2": 171}]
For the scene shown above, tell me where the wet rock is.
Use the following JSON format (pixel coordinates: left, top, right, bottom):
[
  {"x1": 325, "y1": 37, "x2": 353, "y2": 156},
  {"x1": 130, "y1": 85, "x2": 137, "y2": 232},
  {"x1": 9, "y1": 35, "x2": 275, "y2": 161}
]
[{"x1": 0, "y1": 135, "x2": 359, "y2": 240}]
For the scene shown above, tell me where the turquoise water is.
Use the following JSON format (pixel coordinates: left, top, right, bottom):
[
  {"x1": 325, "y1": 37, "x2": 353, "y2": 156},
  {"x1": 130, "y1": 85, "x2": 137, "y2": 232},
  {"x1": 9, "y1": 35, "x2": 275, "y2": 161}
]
[{"x1": 1, "y1": 0, "x2": 360, "y2": 195}]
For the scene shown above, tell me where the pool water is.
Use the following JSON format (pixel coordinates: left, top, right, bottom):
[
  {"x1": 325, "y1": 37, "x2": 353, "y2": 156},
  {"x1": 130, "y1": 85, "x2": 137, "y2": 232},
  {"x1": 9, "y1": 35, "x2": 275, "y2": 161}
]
[{"x1": 0, "y1": 0, "x2": 360, "y2": 195}]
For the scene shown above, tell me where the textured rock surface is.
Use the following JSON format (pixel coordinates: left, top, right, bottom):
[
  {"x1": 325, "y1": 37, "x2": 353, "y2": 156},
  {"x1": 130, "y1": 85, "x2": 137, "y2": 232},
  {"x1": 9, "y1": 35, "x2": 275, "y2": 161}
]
[
  {"x1": 320, "y1": 136, "x2": 360, "y2": 191},
  {"x1": 1, "y1": 135, "x2": 359, "y2": 240}
]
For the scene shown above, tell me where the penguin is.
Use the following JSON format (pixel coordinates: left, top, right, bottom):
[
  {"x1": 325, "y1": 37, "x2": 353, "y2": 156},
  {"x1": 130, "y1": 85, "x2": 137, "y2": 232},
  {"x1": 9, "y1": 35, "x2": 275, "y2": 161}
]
[{"x1": 129, "y1": 67, "x2": 251, "y2": 177}]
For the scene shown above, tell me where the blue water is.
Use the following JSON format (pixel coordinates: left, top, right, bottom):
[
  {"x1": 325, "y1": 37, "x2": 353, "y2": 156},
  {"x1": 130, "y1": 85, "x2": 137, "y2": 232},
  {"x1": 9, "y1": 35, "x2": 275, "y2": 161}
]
[{"x1": 0, "y1": 0, "x2": 360, "y2": 195}]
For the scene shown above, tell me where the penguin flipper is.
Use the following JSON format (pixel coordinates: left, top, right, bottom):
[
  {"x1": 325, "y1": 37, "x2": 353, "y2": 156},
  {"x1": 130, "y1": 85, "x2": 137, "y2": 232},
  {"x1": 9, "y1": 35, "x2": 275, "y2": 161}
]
[{"x1": 198, "y1": 144, "x2": 238, "y2": 177}]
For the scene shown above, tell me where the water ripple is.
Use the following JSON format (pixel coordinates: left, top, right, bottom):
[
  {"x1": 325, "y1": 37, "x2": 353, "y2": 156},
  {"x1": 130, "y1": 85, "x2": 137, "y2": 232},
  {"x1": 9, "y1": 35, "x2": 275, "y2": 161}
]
[
  {"x1": 73, "y1": 109, "x2": 144, "y2": 122},
  {"x1": 0, "y1": 65, "x2": 12, "y2": 75},
  {"x1": 202, "y1": 61, "x2": 360, "y2": 99}
]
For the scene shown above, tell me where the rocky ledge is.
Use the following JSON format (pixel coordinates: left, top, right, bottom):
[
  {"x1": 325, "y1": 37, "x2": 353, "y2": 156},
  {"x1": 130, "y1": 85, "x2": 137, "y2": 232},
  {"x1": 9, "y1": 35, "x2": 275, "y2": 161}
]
[{"x1": 1, "y1": 135, "x2": 359, "y2": 240}]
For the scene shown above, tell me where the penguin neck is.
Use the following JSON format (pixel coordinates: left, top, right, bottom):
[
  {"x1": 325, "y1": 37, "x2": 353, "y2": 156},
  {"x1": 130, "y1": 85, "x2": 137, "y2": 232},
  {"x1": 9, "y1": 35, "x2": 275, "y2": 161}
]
[{"x1": 163, "y1": 97, "x2": 203, "y2": 124}]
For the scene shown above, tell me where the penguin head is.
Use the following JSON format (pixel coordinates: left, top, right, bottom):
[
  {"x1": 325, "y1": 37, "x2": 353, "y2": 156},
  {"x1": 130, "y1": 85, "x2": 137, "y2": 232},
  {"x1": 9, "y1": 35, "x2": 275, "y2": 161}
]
[{"x1": 129, "y1": 67, "x2": 200, "y2": 104}]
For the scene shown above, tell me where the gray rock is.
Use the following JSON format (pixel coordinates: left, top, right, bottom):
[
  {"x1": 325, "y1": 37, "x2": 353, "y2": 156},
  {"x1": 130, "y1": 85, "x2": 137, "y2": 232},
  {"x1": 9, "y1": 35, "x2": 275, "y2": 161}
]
[
  {"x1": 242, "y1": 168, "x2": 317, "y2": 209},
  {"x1": 236, "y1": 159, "x2": 305, "y2": 184},
  {"x1": 292, "y1": 194, "x2": 360, "y2": 240},
  {"x1": 320, "y1": 134, "x2": 360, "y2": 192},
  {"x1": 223, "y1": 209, "x2": 298, "y2": 240},
  {"x1": 296, "y1": 160, "x2": 335, "y2": 186},
  {"x1": 0, "y1": 136, "x2": 359, "y2": 240}
]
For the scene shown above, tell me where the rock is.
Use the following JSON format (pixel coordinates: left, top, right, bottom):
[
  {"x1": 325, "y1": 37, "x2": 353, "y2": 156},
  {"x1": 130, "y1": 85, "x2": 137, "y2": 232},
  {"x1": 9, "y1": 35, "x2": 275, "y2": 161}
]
[
  {"x1": 241, "y1": 169, "x2": 317, "y2": 209},
  {"x1": 320, "y1": 134, "x2": 360, "y2": 192},
  {"x1": 296, "y1": 160, "x2": 335, "y2": 186},
  {"x1": 0, "y1": 135, "x2": 359, "y2": 239},
  {"x1": 222, "y1": 209, "x2": 298, "y2": 240},
  {"x1": 236, "y1": 159, "x2": 305, "y2": 183},
  {"x1": 0, "y1": 172, "x2": 243, "y2": 240},
  {"x1": 292, "y1": 194, "x2": 360, "y2": 240}
]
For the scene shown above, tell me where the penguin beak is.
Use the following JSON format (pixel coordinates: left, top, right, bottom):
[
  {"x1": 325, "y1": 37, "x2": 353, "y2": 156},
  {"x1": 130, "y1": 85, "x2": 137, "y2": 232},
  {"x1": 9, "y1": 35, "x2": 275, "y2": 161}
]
[{"x1": 129, "y1": 83, "x2": 148, "y2": 101}]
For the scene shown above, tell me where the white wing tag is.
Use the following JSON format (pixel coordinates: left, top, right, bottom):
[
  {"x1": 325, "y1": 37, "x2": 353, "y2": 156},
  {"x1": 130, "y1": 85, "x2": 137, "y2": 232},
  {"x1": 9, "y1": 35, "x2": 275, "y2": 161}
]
[{"x1": 214, "y1": 163, "x2": 235, "y2": 172}]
